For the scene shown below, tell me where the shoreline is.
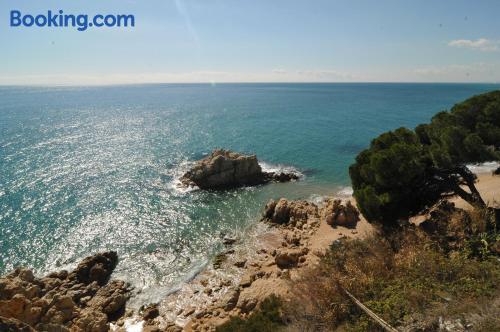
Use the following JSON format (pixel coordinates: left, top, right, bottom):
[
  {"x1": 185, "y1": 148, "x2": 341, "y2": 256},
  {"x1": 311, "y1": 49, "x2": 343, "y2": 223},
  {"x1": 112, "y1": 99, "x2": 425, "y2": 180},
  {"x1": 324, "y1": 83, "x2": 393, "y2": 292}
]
[
  {"x1": 117, "y1": 196, "x2": 375, "y2": 331},
  {"x1": 1, "y1": 166, "x2": 498, "y2": 331},
  {"x1": 123, "y1": 168, "x2": 499, "y2": 331}
]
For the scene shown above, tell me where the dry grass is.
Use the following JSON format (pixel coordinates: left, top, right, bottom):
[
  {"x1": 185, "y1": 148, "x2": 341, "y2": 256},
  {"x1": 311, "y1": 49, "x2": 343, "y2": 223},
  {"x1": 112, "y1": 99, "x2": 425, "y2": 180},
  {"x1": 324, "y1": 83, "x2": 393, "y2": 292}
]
[{"x1": 287, "y1": 206, "x2": 500, "y2": 331}]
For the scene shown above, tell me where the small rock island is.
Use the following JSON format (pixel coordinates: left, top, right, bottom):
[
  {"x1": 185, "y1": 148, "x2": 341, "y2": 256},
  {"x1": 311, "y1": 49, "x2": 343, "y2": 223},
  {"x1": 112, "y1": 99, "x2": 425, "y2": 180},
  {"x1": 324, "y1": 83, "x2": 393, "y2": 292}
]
[{"x1": 180, "y1": 149, "x2": 299, "y2": 190}]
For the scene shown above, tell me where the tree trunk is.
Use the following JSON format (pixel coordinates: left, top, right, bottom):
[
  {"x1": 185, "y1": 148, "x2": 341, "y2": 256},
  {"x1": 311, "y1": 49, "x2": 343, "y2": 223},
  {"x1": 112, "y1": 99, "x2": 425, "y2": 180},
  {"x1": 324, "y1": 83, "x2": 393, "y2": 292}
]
[{"x1": 454, "y1": 166, "x2": 486, "y2": 208}]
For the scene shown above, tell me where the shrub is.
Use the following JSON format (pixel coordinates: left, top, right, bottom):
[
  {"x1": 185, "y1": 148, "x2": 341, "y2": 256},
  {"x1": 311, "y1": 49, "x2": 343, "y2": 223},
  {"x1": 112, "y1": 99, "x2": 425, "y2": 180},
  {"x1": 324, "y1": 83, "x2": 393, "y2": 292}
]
[
  {"x1": 216, "y1": 295, "x2": 286, "y2": 332},
  {"x1": 292, "y1": 224, "x2": 500, "y2": 331}
]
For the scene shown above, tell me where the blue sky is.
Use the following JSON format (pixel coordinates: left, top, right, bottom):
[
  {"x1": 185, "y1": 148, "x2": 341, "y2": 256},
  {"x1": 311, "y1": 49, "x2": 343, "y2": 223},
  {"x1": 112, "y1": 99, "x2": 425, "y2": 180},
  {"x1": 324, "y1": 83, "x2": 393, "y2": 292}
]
[{"x1": 1, "y1": 0, "x2": 500, "y2": 84}]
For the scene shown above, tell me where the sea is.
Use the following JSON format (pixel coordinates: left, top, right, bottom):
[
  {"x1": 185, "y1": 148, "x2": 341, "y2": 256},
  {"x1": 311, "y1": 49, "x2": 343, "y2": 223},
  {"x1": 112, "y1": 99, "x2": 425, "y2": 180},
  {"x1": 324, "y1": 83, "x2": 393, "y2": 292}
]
[{"x1": 1, "y1": 83, "x2": 499, "y2": 305}]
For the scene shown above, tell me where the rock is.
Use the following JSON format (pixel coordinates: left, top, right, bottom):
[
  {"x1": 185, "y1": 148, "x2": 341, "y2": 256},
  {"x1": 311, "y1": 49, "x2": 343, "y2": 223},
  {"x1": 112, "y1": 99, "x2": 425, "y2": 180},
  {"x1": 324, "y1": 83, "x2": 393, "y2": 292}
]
[
  {"x1": 180, "y1": 149, "x2": 298, "y2": 190},
  {"x1": 165, "y1": 321, "x2": 183, "y2": 332},
  {"x1": 493, "y1": 166, "x2": 500, "y2": 176},
  {"x1": 322, "y1": 199, "x2": 360, "y2": 228},
  {"x1": 0, "y1": 316, "x2": 36, "y2": 332},
  {"x1": 275, "y1": 249, "x2": 306, "y2": 269},
  {"x1": 262, "y1": 198, "x2": 318, "y2": 225},
  {"x1": 221, "y1": 289, "x2": 240, "y2": 311},
  {"x1": 213, "y1": 253, "x2": 228, "y2": 269},
  {"x1": 234, "y1": 259, "x2": 247, "y2": 268},
  {"x1": 222, "y1": 236, "x2": 237, "y2": 246},
  {"x1": 142, "y1": 304, "x2": 159, "y2": 321},
  {"x1": 0, "y1": 252, "x2": 129, "y2": 332},
  {"x1": 263, "y1": 199, "x2": 277, "y2": 219},
  {"x1": 237, "y1": 297, "x2": 258, "y2": 314},
  {"x1": 270, "y1": 172, "x2": 299, "y2": 183},
  {"x1": 184, "y1": 307, "x2": 196, "y2": 316},
  {"x1": 69, "y1": 251, "x2": 118, "y2": 286},
  {"x1": 239, "y1": 274, "x2": 253, "y2": 288}
]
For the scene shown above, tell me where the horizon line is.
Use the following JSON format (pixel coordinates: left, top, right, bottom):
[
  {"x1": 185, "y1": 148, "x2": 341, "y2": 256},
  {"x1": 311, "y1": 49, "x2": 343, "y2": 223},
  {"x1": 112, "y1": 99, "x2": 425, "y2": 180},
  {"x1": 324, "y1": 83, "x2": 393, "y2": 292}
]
[{"x1": 1, "y1": 81, "x2": 500, "y2": 88}]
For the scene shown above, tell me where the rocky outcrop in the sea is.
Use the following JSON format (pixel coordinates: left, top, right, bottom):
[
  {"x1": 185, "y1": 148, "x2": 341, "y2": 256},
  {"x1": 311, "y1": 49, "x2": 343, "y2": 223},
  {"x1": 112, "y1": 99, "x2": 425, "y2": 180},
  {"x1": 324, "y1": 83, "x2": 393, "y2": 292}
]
[
  {"x1": 180, "y1": 149, "x2": 299, "y2": 189},
  {"x1": 321, "y1": 199, "x2": 360, "y2": 228},
  {"x1": 0, "y1": 252, "x2": 130, "y2": 332}
]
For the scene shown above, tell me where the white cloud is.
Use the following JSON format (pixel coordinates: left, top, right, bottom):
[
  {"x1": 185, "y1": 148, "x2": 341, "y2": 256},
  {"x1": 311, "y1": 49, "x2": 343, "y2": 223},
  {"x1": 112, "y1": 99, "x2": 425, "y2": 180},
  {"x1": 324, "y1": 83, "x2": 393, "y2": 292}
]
[{"x1": 448, "y1": 38, "x2": 499, "y2": 52}]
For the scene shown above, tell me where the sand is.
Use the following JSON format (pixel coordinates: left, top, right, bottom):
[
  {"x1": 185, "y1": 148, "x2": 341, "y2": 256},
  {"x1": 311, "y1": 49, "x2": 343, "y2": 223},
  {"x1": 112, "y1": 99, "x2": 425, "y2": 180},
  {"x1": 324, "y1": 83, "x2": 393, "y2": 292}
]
[{"x1": 451, "y1": 172, "x2": 500, "y2": 209}]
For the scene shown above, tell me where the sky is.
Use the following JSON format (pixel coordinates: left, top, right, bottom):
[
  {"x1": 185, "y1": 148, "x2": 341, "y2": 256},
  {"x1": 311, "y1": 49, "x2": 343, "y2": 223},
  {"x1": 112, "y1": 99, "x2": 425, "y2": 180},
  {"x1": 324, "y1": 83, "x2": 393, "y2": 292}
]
[{"x1": 1, "y1": 0, "x2": 500, "y2": 85}]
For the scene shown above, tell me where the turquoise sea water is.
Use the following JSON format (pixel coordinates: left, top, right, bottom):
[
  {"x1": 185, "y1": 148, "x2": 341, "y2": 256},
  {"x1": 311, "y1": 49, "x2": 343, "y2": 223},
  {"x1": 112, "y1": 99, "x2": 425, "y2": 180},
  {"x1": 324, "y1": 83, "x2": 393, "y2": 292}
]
[{"x1": 1, "y1": 83, "x2": 499, "y2": 303}]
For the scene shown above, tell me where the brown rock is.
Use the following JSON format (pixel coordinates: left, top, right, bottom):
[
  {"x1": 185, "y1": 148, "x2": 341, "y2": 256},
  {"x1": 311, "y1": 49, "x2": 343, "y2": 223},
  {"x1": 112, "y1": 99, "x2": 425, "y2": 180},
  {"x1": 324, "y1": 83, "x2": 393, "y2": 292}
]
[
  {"x1": 237, "y1": 297, "x2": 258, "y2": 313},
  {"x1": 234, "y1": 259, "x2": 247, "y2": 268},
  {"x1": 0, "y1": 252, "x2": 128, "y2": 332},
  {"x1": 69, "y1": 251, "x2": 118, "y2": 286},
  {"x1": 239, "y1": 274, "x2": 253, "y2": 288},
  {"x1": 180, "y1": 149, "x2": 298, "y2": 190},
  {"x1": 221, "y1": 289, "x2": 240, "y2": 311},
  {"x1": 263, "y1": 198, "x2": 318, "y2": 226},
  {"x1": 275, "y1": 249, "x2": 306, "y2": 269},
  {"x1": 142, "y1": 304, "x2": 160, "y2": 321},
  {"x1": 0, "y1": 316, "x2": 36, "y2": 332},
  {"x1": 322, "y1": 199, "x2": 360, "y2": 228}
]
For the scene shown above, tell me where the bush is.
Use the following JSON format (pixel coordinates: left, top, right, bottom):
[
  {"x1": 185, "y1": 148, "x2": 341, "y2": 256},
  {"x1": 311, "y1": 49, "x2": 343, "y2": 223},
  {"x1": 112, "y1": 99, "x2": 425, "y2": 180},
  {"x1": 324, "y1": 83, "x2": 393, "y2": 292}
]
[
  {"x1": 216, "y1": 295, "x2": 286, "y2": 332},
  {"x1": 291, "y1": 222, "x2": 500, "y2": 331}
]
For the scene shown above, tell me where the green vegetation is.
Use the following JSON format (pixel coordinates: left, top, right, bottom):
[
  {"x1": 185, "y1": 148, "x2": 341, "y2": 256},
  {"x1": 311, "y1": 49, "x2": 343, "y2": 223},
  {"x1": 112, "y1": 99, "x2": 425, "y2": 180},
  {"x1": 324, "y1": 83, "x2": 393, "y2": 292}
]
[
  {"x1": 292, "y1": 206, "x2": 500, "y2": 331},
  {"x1": 216, "y1": 295, "x2": 286, "y2": 332},
  {"x1": 350, "y1": 90, "x2": 500, "y2": 226}
]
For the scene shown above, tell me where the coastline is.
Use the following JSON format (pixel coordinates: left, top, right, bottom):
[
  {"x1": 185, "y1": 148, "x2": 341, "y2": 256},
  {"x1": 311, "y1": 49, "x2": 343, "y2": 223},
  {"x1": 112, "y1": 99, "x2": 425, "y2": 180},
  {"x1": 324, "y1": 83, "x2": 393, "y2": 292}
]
[
  {"x1": 118, "y1": 194, "x2": 375, "y2": 332},
  {"x1": 128, "y1": 166, "x2": 499, "y2": 331},
  {"x1": 1, "y1": 164, "x2": 498, "y2": 332}
]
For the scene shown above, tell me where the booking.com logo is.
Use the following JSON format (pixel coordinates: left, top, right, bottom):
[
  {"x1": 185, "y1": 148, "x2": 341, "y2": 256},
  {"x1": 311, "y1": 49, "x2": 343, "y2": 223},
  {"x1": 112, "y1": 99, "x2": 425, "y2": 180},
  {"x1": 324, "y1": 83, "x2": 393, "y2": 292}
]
[{"x1": 10, "y1": 10, "x2": 135, "y2": 31}]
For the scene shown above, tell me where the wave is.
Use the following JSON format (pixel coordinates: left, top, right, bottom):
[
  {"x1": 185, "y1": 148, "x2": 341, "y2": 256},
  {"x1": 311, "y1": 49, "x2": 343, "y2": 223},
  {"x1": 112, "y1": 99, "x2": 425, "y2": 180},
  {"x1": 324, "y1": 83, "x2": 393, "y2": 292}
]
[
  {"x1": 166, "y1": 160, "x2": 200, "y2": 194},
  {"x1": 467, "y1": 161, "x2": 500, "y2": 174},
  {"x1": 259, "y1": 161, "x2": 304, "y2": 178},
  {"x1": 336, "y1": 186, "x2": 354, "y2": 197}
]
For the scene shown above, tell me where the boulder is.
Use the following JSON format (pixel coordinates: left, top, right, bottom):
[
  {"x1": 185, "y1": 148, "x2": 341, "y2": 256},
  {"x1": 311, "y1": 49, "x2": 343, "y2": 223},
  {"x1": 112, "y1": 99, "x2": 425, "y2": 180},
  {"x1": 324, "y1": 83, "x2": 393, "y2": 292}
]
[
  {"x1": 0, "y1": 251, "x2": 129, "y2": 332},
  {"x1": 239, "y1": 274, "x2": 254, "y2": 288},
  {"x1": 69, "y1": 251, "x2": 118, "y2": 286},
  {"x1": 322, "y1": 199, "x2": 360, "y2": 228},
  {"x1": 0, "y1": 316, "x2": 36, "y2": 332},
  {"x1": 237, "y1": 297, "x2": 258, "y2": 314},
  {"x1": 142, "y1": 304, "x2": 160, "y2": 321},
  {"x1": 180, "y1": 149, "x2": 298, "y2": 189},
  {"x1": 262, "y1": 198, "x2": 318, "y2": 226},
  {"x1": 274, "y1": 249, "x2": 307, "y2": 269},
  {"x1": 221, "y1": 289, "x2": 240, "y2": 311}
]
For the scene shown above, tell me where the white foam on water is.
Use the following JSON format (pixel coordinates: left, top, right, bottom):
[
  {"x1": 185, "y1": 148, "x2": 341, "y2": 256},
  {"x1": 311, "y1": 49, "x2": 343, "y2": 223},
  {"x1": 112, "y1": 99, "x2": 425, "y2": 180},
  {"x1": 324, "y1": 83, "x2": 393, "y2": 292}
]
[
  {"x1": 167, "y1": 160, "x2": 200, "y2": 194},
  {"x1": 259, "y1": 161, "x2": 303, "y2": 177},
  {"x1": 110, "y1": 318, "x2": 144, "y2": 332},
  {"x1": 337, "y1": 186, "x2": 354, "y2": 197},
  {"x1": 308, "y1": 194, "x2": 330, "y2": 205},
  {"x1": 467, "y1": 161, "x2": 500, "y2": 174}
]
